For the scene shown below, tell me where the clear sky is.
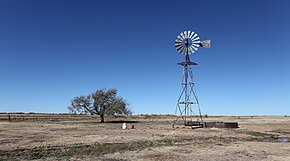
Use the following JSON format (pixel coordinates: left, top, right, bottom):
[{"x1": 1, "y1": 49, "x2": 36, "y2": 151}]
[{"x1": 0, "y1": 0, "x2": 289, "y2": 115}]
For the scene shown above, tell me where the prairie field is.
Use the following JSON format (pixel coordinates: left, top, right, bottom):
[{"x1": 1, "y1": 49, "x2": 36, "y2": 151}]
[{"x1": 0, "y1": 114, "x2": 290, "y2": 161}]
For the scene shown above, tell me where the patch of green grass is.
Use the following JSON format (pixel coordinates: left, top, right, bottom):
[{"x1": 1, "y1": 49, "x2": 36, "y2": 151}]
[
  {"x1": 246, "y1": 131, "x2": 272, "y2": 137},
  {"x1": 27, "y1": 150, "x2": 45, "y2": 160},
  {"x1": 270, "y1": 129, "x2": 290, "y2": 135},
  {"x1": 236, "y1": 130, "x2": 274, "y2": 137}
]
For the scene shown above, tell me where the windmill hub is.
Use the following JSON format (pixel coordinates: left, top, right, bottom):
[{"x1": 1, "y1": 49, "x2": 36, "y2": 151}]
[{"x1": 184, "y1": 39, "x2": 190, "y2": 47}]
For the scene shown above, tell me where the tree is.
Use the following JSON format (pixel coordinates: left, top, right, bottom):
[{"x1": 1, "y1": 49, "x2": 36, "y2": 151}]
[{"x1": 68, "y1": 88, "x2": 132, "y2": 123}]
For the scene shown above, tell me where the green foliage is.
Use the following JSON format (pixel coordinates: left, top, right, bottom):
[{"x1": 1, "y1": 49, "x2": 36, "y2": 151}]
[
  {"x1": 68, "y1": 88, "x2": 132, "y2": 122},
  {"x1": 237, "y1": 130, "x2": 273, "y2": 137}
]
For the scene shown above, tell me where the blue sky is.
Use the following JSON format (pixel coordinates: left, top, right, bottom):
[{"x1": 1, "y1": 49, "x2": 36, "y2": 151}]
[{"x1": 0, "y1": 0, "x2": 289, "y2": 115}]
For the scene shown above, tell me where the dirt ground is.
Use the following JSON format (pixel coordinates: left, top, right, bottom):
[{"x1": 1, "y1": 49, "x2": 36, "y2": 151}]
[{"x1": 0, "y1": 115, "x2": 290, "y2": 161}]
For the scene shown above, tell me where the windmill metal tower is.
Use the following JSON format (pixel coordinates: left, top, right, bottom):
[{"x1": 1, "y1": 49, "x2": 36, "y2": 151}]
[{"x1": 173, "y1": 30, "x2": 210, "y2": 128}]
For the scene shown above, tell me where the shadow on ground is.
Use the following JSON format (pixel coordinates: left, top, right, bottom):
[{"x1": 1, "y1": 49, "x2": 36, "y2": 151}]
[{"x1": 105, "y1": 120, "x2": 140, "y2": 124}]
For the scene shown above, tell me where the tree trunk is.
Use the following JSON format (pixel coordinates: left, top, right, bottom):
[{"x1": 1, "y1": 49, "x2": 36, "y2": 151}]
[{"x1": 100, "y1": 114, "x2": 105, "y2": 123}]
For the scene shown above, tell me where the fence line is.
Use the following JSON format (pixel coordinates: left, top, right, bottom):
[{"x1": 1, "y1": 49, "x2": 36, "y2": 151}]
[{"x1": 0, "y1": 113, "x2": 98, "y2": 122}]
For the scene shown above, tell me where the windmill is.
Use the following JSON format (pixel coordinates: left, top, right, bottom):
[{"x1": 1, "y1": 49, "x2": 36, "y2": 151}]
[{"x1": 173, "y1": 30, "x2": 210, "y2": 128}]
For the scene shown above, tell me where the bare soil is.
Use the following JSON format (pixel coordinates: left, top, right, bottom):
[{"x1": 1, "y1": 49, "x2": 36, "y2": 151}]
[{"x1": 0, "y1": 115, "x2": 290, "y2": 160}]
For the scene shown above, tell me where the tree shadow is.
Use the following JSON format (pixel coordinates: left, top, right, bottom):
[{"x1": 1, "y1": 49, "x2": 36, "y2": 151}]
[{"x1": 105, "y1": 120, "x2": 140, "y2": 123}]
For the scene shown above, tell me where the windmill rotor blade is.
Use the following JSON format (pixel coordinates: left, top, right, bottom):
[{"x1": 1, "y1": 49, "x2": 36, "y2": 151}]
[
  {"x1": 182, "y1": 47, "x2": 187, "y2": 54},
  {"x1": 177, "y1": 46, "x2": 184, "y2": 53},
  {"x1": 175, "y1": 41, "x2": 182, "y2": 45},
  {"x1": 181, "y1": 32, "x2": 186, "y2": 39},
  {"x1": 175, "y1": 39, "x2": 183, "y2": 43},
  {"x1": 179, "y1": 46, "x2": 185, "y2": 53},
  {"x1": 175, "y1": 44, "x2": 182, "y2": 48},
  {"x1": 192, "y1": 43, "x2": 200, "y2": 47},
  {"x1": 192, "y1": 40, "x2": 201, "y2": 44},
  {"x1": 175, "y1": 39, "x2": 182, "y2": 43},
  {"x1": 183, "y1": 32, "x2": 187, "y2": 39},
  {"x1": 175, "y1": 45, "x2": 182, "y2": 49},
  {"x1": 189, "y1": 31, "x2": 195, "y2": 39},
  {"x1": 184, "y1": 31, "x2": 188, "y2": 38},
  {"x1": 191, "y1": 45, "x2": 198, "y2": 51},
  {"x1": 177, "y1": 35, "x2": 183, "y2": 40},
  {"x1": 190, "y1": 46, "x2": 195, "y2": 52},
  {"x1": 175, "y1": 37, "x2": 182, "y2": 42},
  {"x1": 190, "y1": 46, "x2": 196, "y2": 53},
  {"x1": 175, "y1": 42, "x2": 183, "y2": 47},
  {"x1": 193, "y1": 40, "x2": 201, "y2": 43},
  {"x1": 176, "y1": 43, "x2": 183, "y2": 48},
  {"x1": 188, "y1": 47, "x2": 193, "y2": 54},
  {"x1": 191, "y1": 33, "x2": 197, "y2": 39},
  {"x1": 175, "y1": 43, "x2": 182, "y2": 47},
  {"x1": 177, "y1": 35, "x2": 184, "y2": 40},
  {"x1": 187, "y1": 31, "x2": 191, "y2": 38},
  {"x1": 179, "y1": 32, "x2": 183, "y2": 39},
  {"x1": 193, "y1": 36, "x2": 200, "y2": 41}
]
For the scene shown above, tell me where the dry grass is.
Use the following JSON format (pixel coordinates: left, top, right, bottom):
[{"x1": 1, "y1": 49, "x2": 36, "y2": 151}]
[{"x1": 1, "y1": 115, "x2": 290, "y2": 160}]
